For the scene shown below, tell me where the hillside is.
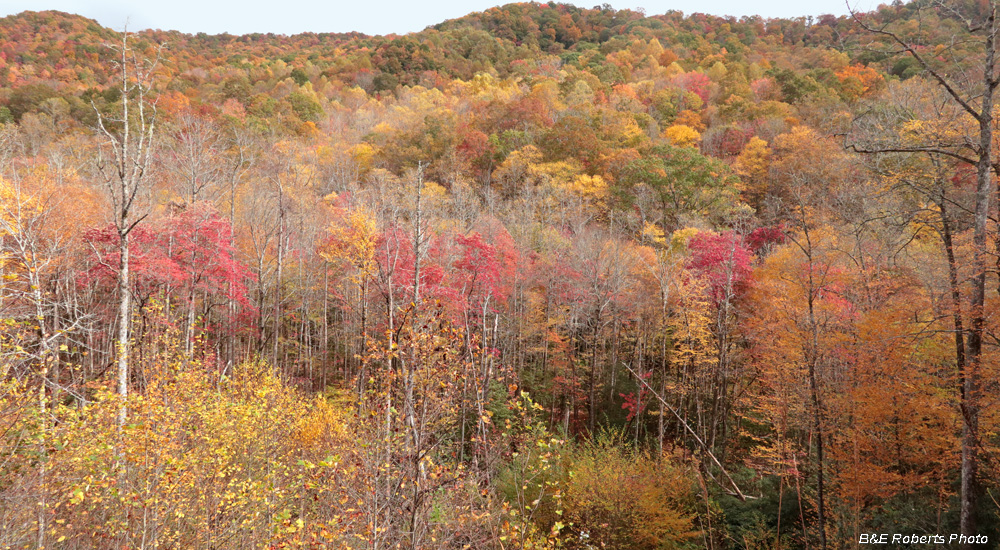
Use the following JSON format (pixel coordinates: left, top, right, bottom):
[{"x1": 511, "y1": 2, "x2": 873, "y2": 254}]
[{"x1": 0, "y1": 1, "x2": 998, "y2": 548}]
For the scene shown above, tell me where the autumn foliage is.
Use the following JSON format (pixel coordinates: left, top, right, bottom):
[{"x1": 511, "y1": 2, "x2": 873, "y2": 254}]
[{"x1": 1, "y1": 1, "x2": 1000, "y2": 548}]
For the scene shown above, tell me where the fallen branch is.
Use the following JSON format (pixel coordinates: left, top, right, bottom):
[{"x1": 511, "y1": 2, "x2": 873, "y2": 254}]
[{"x1": 623, "y1": 362, "x2": 752, "y2": 501}]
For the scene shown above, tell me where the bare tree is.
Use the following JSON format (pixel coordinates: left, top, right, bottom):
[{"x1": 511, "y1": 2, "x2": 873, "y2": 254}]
[
  {"x1": 165, "y1": 108, "x2": 222, "y2": 204},
  {"x1": 92, "y1": 30, "x2": 161, "y2": 425}
]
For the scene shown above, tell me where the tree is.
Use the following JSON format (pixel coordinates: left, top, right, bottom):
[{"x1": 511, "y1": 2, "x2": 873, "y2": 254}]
[
  {"x1": 163, "y1": 104, "x2": 222, "y2": 204},
  {"x1": 320, "y1": 198, "x2": 379, "y2": 384},
  {"x1": 850, "y1": 4, "x2": 1000, "y2": 537},
  {"x1": 623, "y1": 144, "x2": 739, "y2": 232},
  {"x1": 760, "y1": 123, "x2": 854, "y2": 549},
  {"x1": 734, "y1": 136, "x2": 770, "y2": 209},
  {"x1": 92, "y1": 30, "x2": 160, "y2": 425}
]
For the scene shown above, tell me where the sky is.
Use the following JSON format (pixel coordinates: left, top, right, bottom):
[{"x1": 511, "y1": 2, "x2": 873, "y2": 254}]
[{"x1": 1, "y1": 0, "x2": 874, "y2": 36}]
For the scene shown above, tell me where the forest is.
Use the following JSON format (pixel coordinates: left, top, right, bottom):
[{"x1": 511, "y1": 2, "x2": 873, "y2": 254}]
[{"x1": 0, "y1": 0, "x2": 998, "y2": 548}]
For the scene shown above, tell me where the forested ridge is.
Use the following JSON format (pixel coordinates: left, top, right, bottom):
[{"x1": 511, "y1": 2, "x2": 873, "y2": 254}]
[{"x1": 0, "y1": 1, "x2": 998, "y2": 548}]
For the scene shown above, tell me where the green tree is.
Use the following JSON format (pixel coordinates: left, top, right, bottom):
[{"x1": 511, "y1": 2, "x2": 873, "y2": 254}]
[{"x1": 623, "y1": 144, "x2": 740, "y2": 231}]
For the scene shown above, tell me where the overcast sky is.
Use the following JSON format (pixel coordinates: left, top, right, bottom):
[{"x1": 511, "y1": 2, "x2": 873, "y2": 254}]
[{"x1": 1, "y1": 0, "x2": 874, "y2": 36}]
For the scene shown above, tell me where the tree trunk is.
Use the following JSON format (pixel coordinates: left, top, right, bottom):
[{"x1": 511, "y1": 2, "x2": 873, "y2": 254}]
[
  {"x1": 273, "y1": 183, "x2": 284, "y2": 371},
  {"x1": 961, "y1": 17, "x2": 996, "y2": 536},
  {"x1": 117, "y1": 231, "x2": 130, "y2": 426}
]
